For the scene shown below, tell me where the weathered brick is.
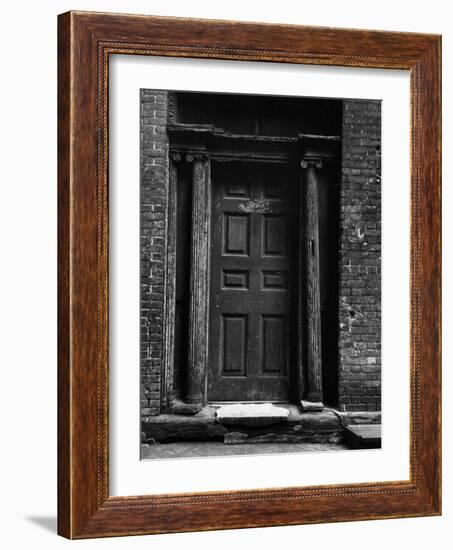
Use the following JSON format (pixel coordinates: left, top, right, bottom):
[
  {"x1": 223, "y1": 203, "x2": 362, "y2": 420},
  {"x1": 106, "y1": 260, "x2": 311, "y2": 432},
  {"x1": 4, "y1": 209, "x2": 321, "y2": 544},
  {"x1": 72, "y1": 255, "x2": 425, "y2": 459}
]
[
  {"x1": 338, "y1": 99, "x2": 381, "y2": 412},
  {"x1": 140, "y1": 90, "x2": 169, "y2": 416}
]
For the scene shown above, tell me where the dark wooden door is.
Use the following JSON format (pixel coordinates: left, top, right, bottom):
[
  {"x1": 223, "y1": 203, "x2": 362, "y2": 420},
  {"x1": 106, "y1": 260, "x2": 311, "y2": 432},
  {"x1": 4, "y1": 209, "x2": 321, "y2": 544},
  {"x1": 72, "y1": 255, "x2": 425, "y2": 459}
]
[{"x1": 208, "y1": 161, "x2": 298, "y2": 402}]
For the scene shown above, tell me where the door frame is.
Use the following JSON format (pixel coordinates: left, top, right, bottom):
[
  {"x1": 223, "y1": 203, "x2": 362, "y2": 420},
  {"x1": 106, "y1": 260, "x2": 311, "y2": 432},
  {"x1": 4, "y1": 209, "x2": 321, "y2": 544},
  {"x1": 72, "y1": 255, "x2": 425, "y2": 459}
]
[{"x1": 163, "y1": 125, "x2": 340, "y2": 412}]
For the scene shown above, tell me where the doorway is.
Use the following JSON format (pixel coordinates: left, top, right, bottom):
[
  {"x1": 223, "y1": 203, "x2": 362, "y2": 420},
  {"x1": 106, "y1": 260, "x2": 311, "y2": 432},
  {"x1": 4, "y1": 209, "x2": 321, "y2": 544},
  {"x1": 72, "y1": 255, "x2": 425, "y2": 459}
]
[{"x1": 207, "y1": 161, "x2": 299, "y2": 402}]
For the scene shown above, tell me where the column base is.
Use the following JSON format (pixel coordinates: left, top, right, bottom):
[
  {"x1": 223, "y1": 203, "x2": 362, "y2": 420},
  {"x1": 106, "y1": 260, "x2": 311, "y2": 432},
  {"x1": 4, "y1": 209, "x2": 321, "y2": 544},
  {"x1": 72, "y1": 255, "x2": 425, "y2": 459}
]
[
  {"x1": 300, "y1": 400, "x2": 324, "y2": 413},
  {"x1": 168, "y1": 398, "x2": 203, "y2": 415}
]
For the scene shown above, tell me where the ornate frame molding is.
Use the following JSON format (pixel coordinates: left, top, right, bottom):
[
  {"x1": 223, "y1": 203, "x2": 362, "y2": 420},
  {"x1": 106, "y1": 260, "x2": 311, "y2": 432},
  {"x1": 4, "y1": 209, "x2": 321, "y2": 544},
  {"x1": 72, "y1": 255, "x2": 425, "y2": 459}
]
[{"x1": 58, "y1": 11, "x2": 441, "y2": 538}]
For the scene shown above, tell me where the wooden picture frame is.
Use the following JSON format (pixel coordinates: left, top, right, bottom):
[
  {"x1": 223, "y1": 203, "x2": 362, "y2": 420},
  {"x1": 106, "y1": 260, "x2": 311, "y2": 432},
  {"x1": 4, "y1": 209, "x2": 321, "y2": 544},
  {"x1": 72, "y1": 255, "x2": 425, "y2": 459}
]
[{"x1": 58, "y1": 10, "x2": 441, "y2": 539}]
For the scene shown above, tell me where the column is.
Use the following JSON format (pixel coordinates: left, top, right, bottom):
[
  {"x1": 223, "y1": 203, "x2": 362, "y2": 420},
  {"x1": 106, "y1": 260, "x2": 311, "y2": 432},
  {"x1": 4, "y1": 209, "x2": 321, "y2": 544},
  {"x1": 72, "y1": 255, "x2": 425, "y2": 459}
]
[
  {"x1": 301, "y1": 158, "x2": 324, "y2": 411},
  {"x1": 162, "y1": 153, "x2": 180, "y2": 410},
  {"x1": 185, "y1": 153, "x2": 211, "y2": 410}
]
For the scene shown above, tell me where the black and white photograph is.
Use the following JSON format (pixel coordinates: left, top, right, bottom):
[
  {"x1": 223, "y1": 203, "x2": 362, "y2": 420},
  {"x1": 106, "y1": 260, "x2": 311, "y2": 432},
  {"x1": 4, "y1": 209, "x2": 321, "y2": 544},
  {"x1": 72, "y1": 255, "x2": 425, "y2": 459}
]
[{"x1": 140, "y1": 89, "x2": 382, "y2": 459}]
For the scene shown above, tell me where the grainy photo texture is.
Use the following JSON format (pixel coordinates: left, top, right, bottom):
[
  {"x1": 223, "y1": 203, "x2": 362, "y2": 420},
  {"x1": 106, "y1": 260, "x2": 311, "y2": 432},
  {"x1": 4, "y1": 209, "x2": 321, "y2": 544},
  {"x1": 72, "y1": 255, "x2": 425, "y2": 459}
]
[{"x1": 140, "y1": 90, "x2": 381, "y2": 459}]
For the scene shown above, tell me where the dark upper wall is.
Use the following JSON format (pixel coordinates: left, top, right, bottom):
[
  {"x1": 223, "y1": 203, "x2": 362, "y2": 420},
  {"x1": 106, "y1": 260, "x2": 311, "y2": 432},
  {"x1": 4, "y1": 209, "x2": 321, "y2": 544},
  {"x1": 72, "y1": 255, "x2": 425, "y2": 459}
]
[{"x1": 174, "y1": 91, "x2": 342, "y2": 137}]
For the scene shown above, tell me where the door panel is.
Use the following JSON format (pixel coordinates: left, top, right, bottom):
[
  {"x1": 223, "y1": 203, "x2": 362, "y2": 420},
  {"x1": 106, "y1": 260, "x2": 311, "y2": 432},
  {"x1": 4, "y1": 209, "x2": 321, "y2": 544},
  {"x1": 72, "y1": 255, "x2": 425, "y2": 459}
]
[
  {"x1": 263, "y1": 215, "x2": 287, "y2": 256},
  {"x1": 224, "y1": 214, "x2": 250, "y2": 255},
  {"x1": 221, "y1": 315, "x2": 248, "y2": 376},
  {"x1": 208, "y1": 161, "x2": 297, "y2": 402},
  {"x1": 261, "y1": 315, "x2": 287, "y2": 375}
]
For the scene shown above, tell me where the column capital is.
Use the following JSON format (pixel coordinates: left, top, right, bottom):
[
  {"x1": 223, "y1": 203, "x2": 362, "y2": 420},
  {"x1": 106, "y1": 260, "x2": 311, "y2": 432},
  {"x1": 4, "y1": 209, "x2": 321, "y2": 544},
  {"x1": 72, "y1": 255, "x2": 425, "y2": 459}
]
[
  {"x1": 301, "y1": 158, "x2": 323, "y2": 170},
  {"x1": 185, "y1": 151, "x2": 209, "y2": 163},
  {"x1": 170, "y1": 152, "x2": 182, "y2": 163}
]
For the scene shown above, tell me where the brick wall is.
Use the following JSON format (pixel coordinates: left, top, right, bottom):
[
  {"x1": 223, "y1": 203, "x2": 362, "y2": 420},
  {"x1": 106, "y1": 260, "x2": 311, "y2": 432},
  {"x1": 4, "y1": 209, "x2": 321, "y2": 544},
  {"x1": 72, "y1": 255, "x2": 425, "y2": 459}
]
[
  {"x1": 338, "y1": 99, "x2": 381, "y2": 412},
  {"x1": 140, "y1": 89, "x2": 169, "y2": 417}
]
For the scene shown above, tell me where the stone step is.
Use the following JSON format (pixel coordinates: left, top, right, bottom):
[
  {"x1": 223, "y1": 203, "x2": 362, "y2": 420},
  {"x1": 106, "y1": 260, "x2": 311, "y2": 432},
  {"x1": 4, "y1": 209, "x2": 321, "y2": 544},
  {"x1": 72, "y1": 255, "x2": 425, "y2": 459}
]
[
  {"x1": 142, "y1": 405, "x2": 343, "y2": 445},
  {"x1": 343, "y1": 424, "x2": 381, "y2": 449},
  {"x1": 216, "y1": 403, "x2": 290, "y2": 426}
]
